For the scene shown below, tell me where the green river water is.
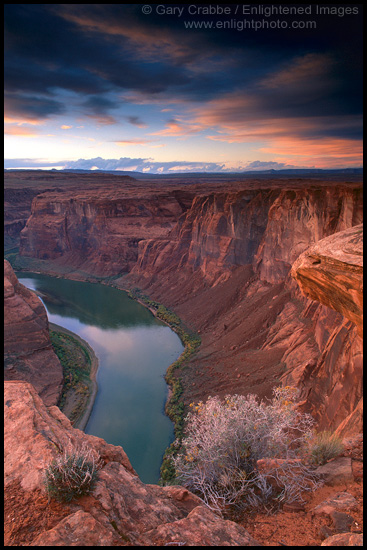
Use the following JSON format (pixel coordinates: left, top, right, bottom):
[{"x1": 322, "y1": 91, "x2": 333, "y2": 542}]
[{"x1": 17, "y1": 272, "x2": 184, "y2": 483}]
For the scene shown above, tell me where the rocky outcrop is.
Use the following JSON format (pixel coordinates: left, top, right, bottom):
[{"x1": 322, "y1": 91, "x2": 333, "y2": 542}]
[
  {"x1": 4, "y1": 187, "x2": 41, "y2": 250},
  {"x1": 4, "y1": 381, "x2": 261, "y2": 546},
  {"x1": 289, "y1": 226, "x2": 363, "y2": 435},
  {"x1": 254, "y1": 187, "x2": 362, "y2": 284},
  {"x1": 291, "y1": 224, "x2": 363, "y2": 337},
  {"x1": 4, "y1": 260, "x2": 63, "y2": 406},
  {"x1": 131, "y1": 186, "x2": 363, "y2": 287}
]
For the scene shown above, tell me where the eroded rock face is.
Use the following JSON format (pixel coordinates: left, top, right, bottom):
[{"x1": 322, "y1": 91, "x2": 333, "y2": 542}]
[
  {"x1": 4, "y1": 187, "x2": 41, "y2": 249},
  {"x1": 4, "y1": 260, "x2": 63, "y2": 406},
  {"x1": 14, "y1": 180, "x2": 364, "y2": 435},
  {"x1": 291, "y1": 224, "x2": 363, "y2": 337},
  {"x1": 20, "y1": 187, "x2": 193, "y2": 277},
  {"x1": 289, "y1": 226, "x2": 363, "y2": 434},
  {"x1": 254, "y1": 187, "x2": 362, "y2": 284},
  {"x1": 4, "y1": 381, "x2": 261, "y2": 546}
]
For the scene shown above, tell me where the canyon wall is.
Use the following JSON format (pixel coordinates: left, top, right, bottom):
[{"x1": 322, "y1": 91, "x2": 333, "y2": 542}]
[
  {"x1": 291, "y1": 224, "x2": 363, "y2": 437},
  {"x1": 4, "y1": 187, "x2": 41, "y2": 249},
  {"x1": 15, "y1": 179, "x2": 363, "y2": 434},
  {"x1": 20, "y1": 187, "x2": 193, "y2": 277},
  {"x1": 4, "y1": 260, "x2": 63, "y2": 406}
]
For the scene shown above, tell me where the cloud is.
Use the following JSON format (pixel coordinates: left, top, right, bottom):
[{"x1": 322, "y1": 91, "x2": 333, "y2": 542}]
[
  {"x1": 242, "y1": 160, "x2": 311, "y2": 171},
  {"x1": 4, "y1": 4, "x2": 362, "y2": 170},
  {"x1": 4, "y1": 92, "x2": 65, "y2": 121},
  {"x1": 115, "y1": 139, "x2": 161, "y2": 147},
  {"x1": 4, "y1": 155, "x2": 362, "y2": 173},
  {"x1": 4, "y1": 125, "x2": 39, "y2": 137},
  {"x1": 123, "y1": 116, "x2": 148, "y2": 128},
  {"x1": 150, "y1": 118, "x2": 204, "y2": 138}
]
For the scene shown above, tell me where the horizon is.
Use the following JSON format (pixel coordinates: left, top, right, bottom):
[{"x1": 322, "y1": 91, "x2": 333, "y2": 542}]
[{"x1": 4, "y1": 4, "x2": 363, "y2": 173}]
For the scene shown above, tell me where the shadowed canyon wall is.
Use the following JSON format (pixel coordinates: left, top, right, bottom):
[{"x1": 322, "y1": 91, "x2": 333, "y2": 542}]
[
  {"x1": 4, "y1": 260, "x2": 63, "y2": 406},
  {"x1": 14, "y1": 179, "x2": 363, "y2": 434}
]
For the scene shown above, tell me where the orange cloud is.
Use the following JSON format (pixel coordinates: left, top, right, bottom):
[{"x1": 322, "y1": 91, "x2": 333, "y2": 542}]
[
  {"x1": 4, "y1": 124, "x2": 39, "y2": 137},
  {"x1": 115, "y1": 139, "x2": 157, "y2": 146},
  {"x1": 260, "y1": 53, "x2": 335, "y2": 91},
  {"x1": 150, "y1": 119, "x2": 203, "y2": 138},
  {"x1": 4, "y1": 116, "x2": 43, "y2": 126},
  {"x1": 260, "y1": 137, "x2": 363, "y2": 168}
]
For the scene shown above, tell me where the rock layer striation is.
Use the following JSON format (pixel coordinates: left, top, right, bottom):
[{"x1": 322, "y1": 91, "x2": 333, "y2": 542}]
[
  {"x1": 13, "y1": 176, "x2": 364, "y2": 434},
  {"x1": 4, "y1": 260, "x2": 63, "y2": 406}
]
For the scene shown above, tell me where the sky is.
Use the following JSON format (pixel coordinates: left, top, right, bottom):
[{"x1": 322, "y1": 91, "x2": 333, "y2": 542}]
[{"x1": 4, "y1": 4, "x2": 363, "y2": 173}]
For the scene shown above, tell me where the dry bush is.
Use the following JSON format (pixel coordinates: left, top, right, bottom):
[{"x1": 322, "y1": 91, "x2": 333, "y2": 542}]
[{"x1": 173, "y1": 387, "x2": 322, "y2": 515}]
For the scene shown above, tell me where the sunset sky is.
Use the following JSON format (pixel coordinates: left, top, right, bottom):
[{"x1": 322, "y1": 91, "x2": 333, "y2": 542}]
[{"x1": 4, "y1": 4, "x2": 363, "y2": 173}]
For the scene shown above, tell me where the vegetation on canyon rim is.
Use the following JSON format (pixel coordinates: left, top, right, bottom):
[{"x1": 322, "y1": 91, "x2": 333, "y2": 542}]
[
  {"x1": 44, "y1": 443, "x2": 102, "y2": 502},
  {"x1": 169, "y1": 387, "x2": 331, "y2": 516},
  {"x1": 50, "y1": 330, "x2": 92, "y2": 422},
  {"x1": 308, "y1": 430, "x2": 344, "y2": 466},
  {"x1": 128, "y1": 287, "x2": 201, "y2": 440}
]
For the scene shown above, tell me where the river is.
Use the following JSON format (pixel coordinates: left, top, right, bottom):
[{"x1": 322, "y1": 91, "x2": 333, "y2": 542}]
[{"x1": 16, "y1": 272, "x2": 184, "y2": 484}]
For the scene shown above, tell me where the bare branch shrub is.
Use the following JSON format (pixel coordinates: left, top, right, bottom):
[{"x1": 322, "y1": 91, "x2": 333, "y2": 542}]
[
  {"x1": 44, "y1": 442, "x2": 102, "y2": 502},
  {"x1": 173, "y1": 387, "x2": 322, "y2": 516}
]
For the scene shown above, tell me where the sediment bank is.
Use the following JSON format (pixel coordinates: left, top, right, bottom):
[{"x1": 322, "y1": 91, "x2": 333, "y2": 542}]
[{"x1": 49, "y1": 322, "x2": 99, "y2": 431}]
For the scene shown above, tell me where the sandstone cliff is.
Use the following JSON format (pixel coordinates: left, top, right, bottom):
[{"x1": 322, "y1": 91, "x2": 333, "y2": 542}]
[
  {"x1": 4, "y1": 260, "x2": 63, "y2": 406},
  {"x1": 290, "y1": 225, "x2": 363, "y2": 437},
  {"x1": 4, "y1": 380, "x2": 261, "y2": 546},
  {"x1": 20, "y1": 186, "x2": 193, "y2": 277},
  {"x1": 291, "y1": 224, "x2": 363, "y2": 337},
  {"x1": 13, "y1": 177, "x2": 363, "y2": 434}
]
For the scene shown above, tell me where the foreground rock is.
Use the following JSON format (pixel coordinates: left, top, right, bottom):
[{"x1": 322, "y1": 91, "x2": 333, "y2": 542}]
[
  {"x1": 321, "y1": 533, "x2": 363, "y2": 546},
  {"x1": 4, "y1": 260, "x2": 63, "y2": 406},
  {"x1": 4, "y1": 381, "x2": 261, "y2": 546}
]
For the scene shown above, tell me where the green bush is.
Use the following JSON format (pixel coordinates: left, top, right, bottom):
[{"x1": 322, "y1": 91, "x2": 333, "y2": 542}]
[
  {"x1": 309, "y1": 431, "x2": 344, "y2": 465},
  {"x1": 44, "y1": 443, "x2": 101, "y2": 502}
]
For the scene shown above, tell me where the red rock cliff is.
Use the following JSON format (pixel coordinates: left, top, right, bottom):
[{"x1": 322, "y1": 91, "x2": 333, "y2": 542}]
[
  {"x1": 16, "y1": 180, "x2": 363, "y2": 434},
  {"x1": 290, "y1": 225, "x2": 363, "y2": 436},
  {"x1": 4, "y1": 260, "x2": 63, "y2": 406},
  {"x1": 20, "y1": 187, "x2": 193, "y2": 277}
]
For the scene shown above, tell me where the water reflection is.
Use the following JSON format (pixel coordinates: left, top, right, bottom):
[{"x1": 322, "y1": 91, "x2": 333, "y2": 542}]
[{"x1": 17, "y1": 272, "x2": 184, "y2": 483}]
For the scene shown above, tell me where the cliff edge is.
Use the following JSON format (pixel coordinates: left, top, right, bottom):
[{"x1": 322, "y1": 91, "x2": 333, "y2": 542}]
[
  {"x1": 4, "y1": 381, "x2": 261, "y2": 546},
  {"x1": 4, "y1": 259, "x2": 63, "y2": 406},
  {"x1": 291, "y1": 225, "x2": 363, "y2": 436},
  {"x1": 291, "y1": 224, "x2": 363, "y2": 337}
]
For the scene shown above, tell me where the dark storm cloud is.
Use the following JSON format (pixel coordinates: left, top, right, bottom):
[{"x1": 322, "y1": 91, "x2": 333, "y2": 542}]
[
  {"x1": 4, "y1": 3, "x2": 363, "y2": 142},
  {"x1": 5, "y1": 92, "x2": 66, "y2": 120}
]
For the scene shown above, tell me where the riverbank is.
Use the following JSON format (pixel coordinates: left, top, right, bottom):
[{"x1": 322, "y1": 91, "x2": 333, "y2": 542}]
[
  {"x1": 12, "y1": 259, "x2": 198, "y2": 478},
  {"x1": 49, "y1": 322, "x2": 99, "y2": 431}
]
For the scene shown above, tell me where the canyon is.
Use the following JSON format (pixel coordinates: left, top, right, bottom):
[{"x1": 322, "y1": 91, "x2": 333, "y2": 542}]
[
  {"x1": 4, "y1": 170, "x2": 363, "y2": 545},
  {"x1": 8, "y1": 171, "x2": 363, "y2": 435}
]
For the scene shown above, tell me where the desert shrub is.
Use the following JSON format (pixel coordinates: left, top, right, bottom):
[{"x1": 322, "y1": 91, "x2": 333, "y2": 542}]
[
  {"x1": 308, "y1": 430, "x2": 344, "y2": 465},
  {"x1": 44, "y1": 443, "x2": 102, "y2": 502},
  {"x1": 172, "y1": 387, "x2": 321, "y2": 515}
]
